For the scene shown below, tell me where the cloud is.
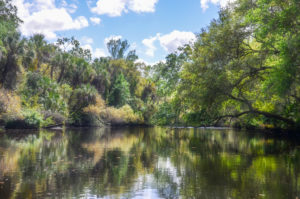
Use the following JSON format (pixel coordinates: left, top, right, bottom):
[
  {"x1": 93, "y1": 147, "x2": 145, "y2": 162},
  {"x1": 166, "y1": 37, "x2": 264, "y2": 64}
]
[
  {"x1": 81, "y1": 36, "x2": 107, "y2": 58},
  {"x1": 90, "y1": 0, "x2": 127, "y2": 17},
  {"x1": 66, "y1": 4, "x2": 78, "y2": 14},
  {"x1": 12, "y1": 0, "x2": 88, "y2": 40},
  {"x1": 142, "y1": 30, "x2": 196, "y2": 56},
  {"x1": 130, "y1": 42, "x2": 137, "y2": 50},
  {"x1": 61, "y1": 0, "x2": 78, "y2": 13},
  {"x1": 104, "y1": 35, "x2": 123, "y2": 45},
  {"x1": 128, "y1": 0, "x2": 158, "y2": 13},
  {"x1": 200, "y1": 0, "x2": 234, "y2": 11},
  {"x1": 81, "y1": 36, "x2": 94, "y2": 45},
  {"x1": 82, "y1": 44, "x2": 107, "y2": 58},
  {"x1": 90, "y1": 17, "x2": 101, "y2": 25},
  {"x1": 90, "y1": 0, "x2": 159, "y2": 17},
  {"x1": 94, "y1": 48, "x2": 107, "y2": 57},
  {"x1": 142, "y1": 36, "x2": 157, "y2": 57},
  {"x1": 158, "y1": 31, "x2": 196, "y2": 53}
]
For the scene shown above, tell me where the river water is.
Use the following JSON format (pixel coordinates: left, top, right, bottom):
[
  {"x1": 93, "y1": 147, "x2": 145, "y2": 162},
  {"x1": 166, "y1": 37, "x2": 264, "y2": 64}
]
[{"x1": 0, "y1": 127, "x2": 299, "y2": 199}]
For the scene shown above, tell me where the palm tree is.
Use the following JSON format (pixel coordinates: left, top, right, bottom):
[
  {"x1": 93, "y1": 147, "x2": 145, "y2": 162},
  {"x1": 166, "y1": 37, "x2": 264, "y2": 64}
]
[{"x1": 0, "y1": 32, "x2": 25, "y2": 89}]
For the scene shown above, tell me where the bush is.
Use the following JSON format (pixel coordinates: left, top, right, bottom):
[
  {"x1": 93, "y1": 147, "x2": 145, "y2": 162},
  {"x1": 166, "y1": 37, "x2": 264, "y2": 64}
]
[
  {"x1": 101, "y1": 105, "x2": 143, "y2": 125},
  {"x1": 22, "y1": 109, "x2": 45, "y2": 128},
  {"x1": 77, "y1": 95, "x2": 106, "y2": 127},
  {"x1": 5, "y1": 119, "x2": 37, "y2": 129},
  {"x1": 182, "y1": 110, "x2": 217, "y2": 127},
  {"x1": 69, "y1": 84, "x2": 98, "y2": 114},
  {"x1": 43, "y1": 111, "x2": 66, "y2": 125},
  {"x1": 22, "y1": 72, "x2": 71, "y2": 115},
  {"x1": 0, "y1": 89, "x2": 22, "y2": 121},
  {"x1": 152, "y1": 102, "x2": 176, "y2": 125},
  {"x1": 5, "y1": 109, "x2": 43, "y2": 129}
]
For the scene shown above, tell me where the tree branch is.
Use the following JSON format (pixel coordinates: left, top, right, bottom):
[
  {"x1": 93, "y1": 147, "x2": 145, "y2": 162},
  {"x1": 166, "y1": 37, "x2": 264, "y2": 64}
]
[{"x1": 216, "y1": 109, "x2": 295, "y2": 126}]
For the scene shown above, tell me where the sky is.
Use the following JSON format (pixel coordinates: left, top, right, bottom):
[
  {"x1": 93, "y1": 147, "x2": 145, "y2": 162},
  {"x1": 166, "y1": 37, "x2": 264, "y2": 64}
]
[{"x1": 12, "y1": 0, "x2": 232, "y2": 64}]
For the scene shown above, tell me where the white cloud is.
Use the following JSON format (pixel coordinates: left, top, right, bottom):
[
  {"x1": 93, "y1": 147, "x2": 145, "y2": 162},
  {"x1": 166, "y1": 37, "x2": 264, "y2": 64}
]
[
  {"x1": 12, "y1": 0, "x2": 88, "y2": 40},
  {"x1": 142, "y1": 36, "x2": 157, "y2": 57},
  {"x1": 94, "y1": 48, "x2": 107, "y2": 57},
  {"x1": 67, "y1": 4, "x2": 78, "y2": 13},
  {"x1": 200, "y1": 0, "x2": 234, "y2": 11},
  {"x1": 91, "y1": 0, "x2": 127, "y2": 17},
  {"x1": 128, "y1": 0, "x2": 158, "y2": 13},
  {"x1": 82, "y1": 44, "x2": 93, "y2": 52},
  {"x1": 90, "y1": 0, "x2": 159, "y2": 17},
  {"x1": 90, "y1": 17, "x2": 101, "y2": 25},
  {"x1": 60, "y1": 0, "x2": 78, "y2": 13},
  {"x1": 34, "y1": 0, "x2": 55, "y2": 10},
  {"x1": 81, "y1": 36, "x2": 107, "y2": 58},
  {"x1": 158, "y1": 30, "x2": 196, "y2": 53},
  {"x1": 130, "y1": 42, "x2": 137, "y2": 50},
  {"x1": 142, "y1": 30, "x2": 196, "y2": 56},
  {"x1": 81, "y1": 36, "x2": 94, "y2": 45},
  {"x1": 104, "y1": 35, "x2": 123, "y2": 45},
  {"x1": 82, "y1": 44, "x2": 107, "y2": 58}
]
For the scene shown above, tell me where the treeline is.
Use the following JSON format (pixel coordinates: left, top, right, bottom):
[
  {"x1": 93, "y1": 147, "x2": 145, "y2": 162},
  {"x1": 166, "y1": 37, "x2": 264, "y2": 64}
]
[
  {"x1": 1, "y1": 0, "x2": 300, "y2": 130},
  {"x1": 0, "y1": 1, "x2": 157, "y2": 128}
]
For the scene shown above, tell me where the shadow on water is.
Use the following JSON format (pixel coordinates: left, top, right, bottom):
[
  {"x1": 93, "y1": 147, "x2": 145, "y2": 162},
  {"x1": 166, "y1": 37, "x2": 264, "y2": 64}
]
[{"x1": 0, "y1": 127, "x2": 300, "y2": 198}]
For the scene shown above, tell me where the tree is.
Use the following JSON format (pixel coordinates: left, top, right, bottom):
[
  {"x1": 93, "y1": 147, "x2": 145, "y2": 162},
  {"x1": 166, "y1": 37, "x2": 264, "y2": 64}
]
[
  {"x1": 178, "y1": 2, "x2": 300, "y2": 128},
  {"x1": 0, "y1": 0, "x2": 22, "y2": 88},
  {"x1": 28, "y1": 34, "x2": 54, "y2": 71},
  {"x1": 0, "y1": 32, "x2": 25, "y2": 89},
  {"x1": 91, "y1": 57, "x2": 111, "y2": 99},
  {"x1": 106, "y1": 39, "x2": 138, "y2": 61},
  {"x1": 109, "y1": 73, "x2": 131, "y2": 107}
]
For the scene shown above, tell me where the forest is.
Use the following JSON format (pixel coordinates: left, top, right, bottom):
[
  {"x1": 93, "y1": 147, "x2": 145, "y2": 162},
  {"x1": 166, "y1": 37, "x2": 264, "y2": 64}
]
[{"x1": 0, "y1": 0, "x2": 299, "y2": 130}]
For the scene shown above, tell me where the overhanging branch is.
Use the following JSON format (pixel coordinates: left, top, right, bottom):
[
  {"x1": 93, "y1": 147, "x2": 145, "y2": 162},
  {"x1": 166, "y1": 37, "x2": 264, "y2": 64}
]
[{"x1": 216, "y1": 110, "x2": 295, "y2": 125}]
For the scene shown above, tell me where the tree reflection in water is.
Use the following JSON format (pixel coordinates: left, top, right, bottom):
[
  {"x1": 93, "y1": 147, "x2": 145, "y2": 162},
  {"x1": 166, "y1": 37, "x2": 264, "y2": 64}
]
[{"x1": 0, "y1": 127, "x2": 300, "y2": 199}]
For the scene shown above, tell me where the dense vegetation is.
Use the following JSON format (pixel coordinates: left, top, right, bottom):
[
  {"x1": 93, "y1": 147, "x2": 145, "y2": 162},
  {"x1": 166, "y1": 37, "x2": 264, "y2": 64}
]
[{"x1": 0, "y1": 0, "x2": 299, "y2": 130}]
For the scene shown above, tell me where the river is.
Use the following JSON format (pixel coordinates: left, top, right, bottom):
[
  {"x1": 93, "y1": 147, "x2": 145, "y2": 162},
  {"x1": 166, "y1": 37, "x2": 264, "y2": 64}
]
[{"x1": 0, "y1": 127, "x2": 299, "y2": 198}]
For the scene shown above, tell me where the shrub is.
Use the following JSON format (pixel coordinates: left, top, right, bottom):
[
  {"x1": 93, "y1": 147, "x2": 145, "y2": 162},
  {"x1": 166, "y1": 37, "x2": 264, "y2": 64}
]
[
  {"x1": 22, "y1": 109, "x2": 44, "y2": 128},
  {"x1": 152, "y1": 102, "x2": 176, "y2": 125},
  {"x1": 101, "y1": 105, "x2": 143, "y2": 125},
  {"x1": 182, "y1": 110, "x2": 217, "y2": 127},
  {"x1": 79, "y1": 95, "x2": 106, "y2": 127},
  {"x1": 0, "y1": 89, "x2": 22, "y2": 121},
  {"x1": 22, "y1": 72, "x2": 71, "y2": 115},
  {"x1": 43, "y1": 111, "x2": 66, "y2": 125},
  {"x1": 69, "y1": 84, "x2": 98, "y2": 114},
  {"x1": 5, "y1": 109, "x2": 45, "y2": 129}
]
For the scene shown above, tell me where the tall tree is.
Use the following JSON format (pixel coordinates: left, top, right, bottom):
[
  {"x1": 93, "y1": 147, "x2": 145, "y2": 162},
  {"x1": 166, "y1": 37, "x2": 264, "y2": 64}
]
[
  {"x1": 0, "y1": 32, "x2": 25, "y2": 89},
  {"x1": 109, "y1": 73, "x2": 131, "y2": 107},
  {"x1": 106, "y1": 39, "x2": 138, "y2": 61}
]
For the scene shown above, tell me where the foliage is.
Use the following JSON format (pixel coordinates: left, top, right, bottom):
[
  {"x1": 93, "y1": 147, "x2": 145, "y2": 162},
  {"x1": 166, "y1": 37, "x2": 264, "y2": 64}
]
[
  {"x1": 102, "y1": 105, "x2": 143, "y2": 125},
  {"x1": 0, "y1": 88, "x2": 22, "y2": 120},
  {"x1": 22, "y1": 72, "x2": 71, "y2": 115},
  {"x1": 68, "y1": 84, "x2": 98, "y2": 124},
  {"x1": 1, "y1": 0, "x2": 300, "y2": 129},
  {"x1": 152, "y1": 102, "x2": 176, "y2": 125},
  {"x1": 0, "y1": 32, "x2": 25, "y2": 89},
  {"x1": 169, "y1": 0, "x2": 300, "y2": 129},
  {"x1": 82, "y1": 95, "x2": 143, "y2": 126},
  {"x1": 107, "y1": 39, "x2": 138, "y2": 61},
  {"x1": 109, "y1": 73, "x2": 131, "y2": 107}
]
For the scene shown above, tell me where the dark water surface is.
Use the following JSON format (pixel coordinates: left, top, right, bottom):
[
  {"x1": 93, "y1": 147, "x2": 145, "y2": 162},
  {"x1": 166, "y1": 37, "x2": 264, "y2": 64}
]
[{"x1": 0, "y1": 127, "x2": 300, "y2": 199}]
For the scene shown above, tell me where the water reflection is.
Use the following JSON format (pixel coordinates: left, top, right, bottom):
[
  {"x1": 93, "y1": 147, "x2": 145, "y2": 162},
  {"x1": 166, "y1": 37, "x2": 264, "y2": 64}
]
[{"x1": 0, "y1": 127, "x2": 300, "y2": 198}]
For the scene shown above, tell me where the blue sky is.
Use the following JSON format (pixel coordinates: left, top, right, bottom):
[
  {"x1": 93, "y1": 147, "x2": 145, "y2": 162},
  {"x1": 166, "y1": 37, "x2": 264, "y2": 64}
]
[{"x1": 12, "y1": 0, "x2": 230, "y2": 64}]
